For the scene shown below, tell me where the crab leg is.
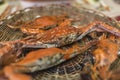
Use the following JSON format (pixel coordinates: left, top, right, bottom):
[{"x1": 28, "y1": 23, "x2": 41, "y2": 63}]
[
  {"x1": 96, "y1": 21, "x2": 120, "y2": 37},
  {"x1": 77, "y1": 21, "x2": 120, "y2": 40}
]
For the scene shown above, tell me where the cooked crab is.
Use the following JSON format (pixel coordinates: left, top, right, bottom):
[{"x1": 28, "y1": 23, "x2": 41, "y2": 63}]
[
  {"x1": 3, "y1": 39, "x2": 97, "y2": 80},
  {"x1": 8, "y1": 14, "x2": 69, "y2": 35},
  {"x1": 0, "y1": 21, "x2": 120, "y2": 62},
  {"x1": 0, "y1": 20, "x2": 120, "y2": 80},
  {"x1": 21, "y1": 21, "x2": 120, "y2": 48}
]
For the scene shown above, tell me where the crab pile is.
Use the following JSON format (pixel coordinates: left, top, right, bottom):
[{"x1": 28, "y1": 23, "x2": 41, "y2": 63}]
[{"x1": 0, "y1": 14, "x2": 120, "y2": 80}]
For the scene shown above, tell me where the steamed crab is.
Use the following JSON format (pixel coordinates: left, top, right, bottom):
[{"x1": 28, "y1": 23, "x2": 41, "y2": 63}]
[
  {"x1": 0, "y1": 7, "x2": 120, "y2": 80},
  {"x1": 0, "y1": 13, "x2": 120, "y2": 80},
  {"x1": 8, "y1": 14, "x2": 69, "y2": 35}
]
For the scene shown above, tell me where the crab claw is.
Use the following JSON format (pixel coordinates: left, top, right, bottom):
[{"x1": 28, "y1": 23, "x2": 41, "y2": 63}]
[{"x1": 15, "y1": 48, "x2": 64, "y2": 72}]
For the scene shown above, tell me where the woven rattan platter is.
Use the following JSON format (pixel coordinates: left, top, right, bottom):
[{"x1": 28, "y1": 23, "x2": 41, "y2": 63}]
[{"x1": 0, "y1": 4, "x2": 120, "y2": 80}]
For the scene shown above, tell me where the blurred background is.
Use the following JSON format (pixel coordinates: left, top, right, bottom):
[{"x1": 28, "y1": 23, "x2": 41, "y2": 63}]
[{"x1": 0, "y1": 0, "x2": 120, "y2": 21}]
